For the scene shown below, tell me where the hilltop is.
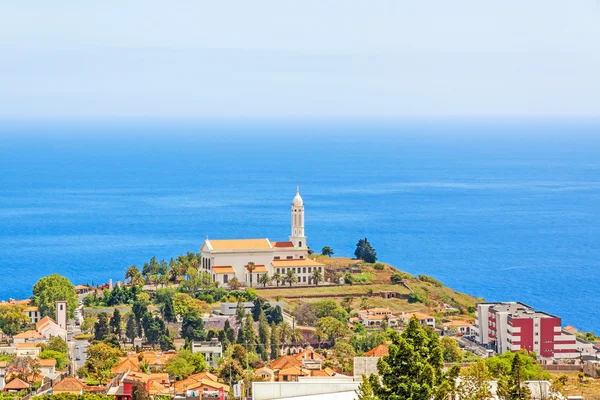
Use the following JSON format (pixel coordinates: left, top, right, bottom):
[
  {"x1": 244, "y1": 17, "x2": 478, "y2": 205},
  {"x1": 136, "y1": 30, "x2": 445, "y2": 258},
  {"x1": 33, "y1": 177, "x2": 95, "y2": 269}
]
[{"x1": 258, "y1": 255, "x2": 481, "y2": 321}]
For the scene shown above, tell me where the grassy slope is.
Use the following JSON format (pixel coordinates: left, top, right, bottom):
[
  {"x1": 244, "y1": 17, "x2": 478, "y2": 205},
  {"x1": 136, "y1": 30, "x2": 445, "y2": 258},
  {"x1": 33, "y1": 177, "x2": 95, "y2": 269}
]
[{"x1": 258, "y1": 256, "x2": 480, "y2": 319}]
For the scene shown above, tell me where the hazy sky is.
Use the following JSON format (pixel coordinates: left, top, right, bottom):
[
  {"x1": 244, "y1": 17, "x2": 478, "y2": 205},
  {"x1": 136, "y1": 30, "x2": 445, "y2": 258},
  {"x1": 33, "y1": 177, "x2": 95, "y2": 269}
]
[{"x1": 1, "y1": 1, "x2": 599, "y2": 118}]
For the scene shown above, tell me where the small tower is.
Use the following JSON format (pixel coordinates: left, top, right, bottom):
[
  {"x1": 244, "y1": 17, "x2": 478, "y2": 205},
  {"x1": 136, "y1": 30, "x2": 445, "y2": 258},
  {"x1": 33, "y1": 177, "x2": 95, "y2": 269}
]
[
  {"x1": 55, "y1": 300, "x2": 67, "y2": 330},
  {"x1": 289, "y1": 186, "x2": 307, "y2": 248}
]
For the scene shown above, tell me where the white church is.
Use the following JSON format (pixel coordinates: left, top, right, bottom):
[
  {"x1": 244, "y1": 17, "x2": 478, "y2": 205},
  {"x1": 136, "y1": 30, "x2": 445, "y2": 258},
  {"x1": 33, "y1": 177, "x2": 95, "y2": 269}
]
[{"x1": 200, "y1": 188, "x2": 325, "y2": 287}]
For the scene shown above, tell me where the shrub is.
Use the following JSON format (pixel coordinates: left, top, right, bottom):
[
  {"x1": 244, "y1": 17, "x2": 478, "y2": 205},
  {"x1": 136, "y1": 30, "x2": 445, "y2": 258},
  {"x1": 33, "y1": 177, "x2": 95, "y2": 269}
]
[
  {"x1": 373, "y1": 263, "x2": 385, "y2": 270},
  {"x1": 390, "y1": 273, "x2": 403, "y2": 284},
  {"x1": 408, "y1": 292, "x2": 425, "y2": 304},
  {"x1": 418, "y1": 274, "x2": 443, "y2": 287}
]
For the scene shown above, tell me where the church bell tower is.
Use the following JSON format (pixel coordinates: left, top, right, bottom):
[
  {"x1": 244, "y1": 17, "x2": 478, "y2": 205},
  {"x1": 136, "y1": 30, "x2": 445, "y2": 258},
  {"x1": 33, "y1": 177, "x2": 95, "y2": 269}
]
[{"x1": 290, "y1": 186, "x2": 307, "y2": 248}]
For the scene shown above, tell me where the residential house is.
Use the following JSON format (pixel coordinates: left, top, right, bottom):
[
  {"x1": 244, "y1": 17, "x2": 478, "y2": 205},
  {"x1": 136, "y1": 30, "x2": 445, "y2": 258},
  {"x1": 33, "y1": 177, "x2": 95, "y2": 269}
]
[
  {"x1": 442, "y1": 320, "x2": 472, "y2": 335},
  {"x1": 23, "y1": 306, "x2": 41, "y2": 324},
  {"x1": 358, "y1": 308, "x2": 399, "y2": 327},
  {"x1": 172, "y1": 371, "x2": 229, "y2": 396},
  {"x1": 255, "y1": 366, "x2": 275, "y2": 382},
  {"x1": 400, "y1": 312, "x2": 436, "y2": 328},
  {"x1": 191, "y1": 340, "x2": 223, "y2": 368},
  {"x1": 3, "y1": 377, "x2": 29, "y2": 392},
  {"x1": 12, "y1": 330, "x2": 47, "y2": 345},
  {"x1": 15, "y1": 343, "x2": 41, "y2": 357},
  {"x1": 52, "y1": 378, "x2": 86, "y2": 395}
]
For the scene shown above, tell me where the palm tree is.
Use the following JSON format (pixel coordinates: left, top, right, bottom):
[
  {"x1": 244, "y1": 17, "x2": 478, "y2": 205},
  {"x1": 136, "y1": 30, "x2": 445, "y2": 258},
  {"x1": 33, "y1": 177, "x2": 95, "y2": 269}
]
[
  {"x1": 279, "y1": 322, "x2": 292, "y2": 344},
  {"x1": 290, "y1": 328, "x2": 304, "y2": 345},
  {"x1": 246, "y1": 262, "x2": 256, "y2": 287},
  {"x1": 258, "y1": 273, "x2": 270, "y2": 287},
  {"x1": 313, "y1": 328, "x2": 324, "y2": 349},
  {"x1": 285, "y1": 270, "x2": 298, "y2": 287},
  {"x1": 125, "y1": 265, "x2": 143, "y2": 286},
  {"x1": 311, "y1": 268, "x2": 323, "y2": 286},
  {"x1": 272, "y1": 272, "x2": 282, "y2": 287},
  {"x1": 321, "y1": 246, "x2": 334, "y2": 257}
]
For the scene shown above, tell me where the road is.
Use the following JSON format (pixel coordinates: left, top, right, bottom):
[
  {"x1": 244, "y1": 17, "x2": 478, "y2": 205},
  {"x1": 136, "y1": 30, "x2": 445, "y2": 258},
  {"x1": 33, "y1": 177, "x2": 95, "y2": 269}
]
[{"x1": 457, "y1": 335, "x2": 492, "y2": 357}]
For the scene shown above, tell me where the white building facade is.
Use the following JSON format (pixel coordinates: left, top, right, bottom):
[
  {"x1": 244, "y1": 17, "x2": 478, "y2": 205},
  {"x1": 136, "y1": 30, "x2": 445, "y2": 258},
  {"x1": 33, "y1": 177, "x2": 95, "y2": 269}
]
[{"x1": 201, "y1": 188, "x2": 325, "y2": 288}]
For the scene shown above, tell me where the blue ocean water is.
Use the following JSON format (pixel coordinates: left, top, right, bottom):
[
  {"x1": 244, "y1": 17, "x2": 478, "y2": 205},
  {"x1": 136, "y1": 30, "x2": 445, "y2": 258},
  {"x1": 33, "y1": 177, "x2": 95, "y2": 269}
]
[{"x1": 0, "y1": 119, "x2": 598, "y2": 331}]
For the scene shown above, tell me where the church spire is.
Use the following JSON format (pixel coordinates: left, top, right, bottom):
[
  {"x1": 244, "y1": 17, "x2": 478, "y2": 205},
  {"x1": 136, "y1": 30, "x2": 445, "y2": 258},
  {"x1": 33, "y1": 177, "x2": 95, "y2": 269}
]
[{"x1": 290, "y1": 186, "x2": 306, "y2": 248}]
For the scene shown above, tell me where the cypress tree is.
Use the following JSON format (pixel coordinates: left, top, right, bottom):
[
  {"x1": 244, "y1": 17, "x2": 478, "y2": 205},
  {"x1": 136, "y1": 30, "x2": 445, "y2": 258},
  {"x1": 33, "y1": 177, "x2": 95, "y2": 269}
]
[
  {"x1": 110, "y1": 309, "x2": 122, "y2": 336},
  {"x1": 126, "y1": 314, "x2": 136, "y2": 343},
  {"x1": 270, "y1": 323, "x2": 280, "y2": 360},
  {"x1": 258, "y1": 311, "x2": 270, "y2": 360}
]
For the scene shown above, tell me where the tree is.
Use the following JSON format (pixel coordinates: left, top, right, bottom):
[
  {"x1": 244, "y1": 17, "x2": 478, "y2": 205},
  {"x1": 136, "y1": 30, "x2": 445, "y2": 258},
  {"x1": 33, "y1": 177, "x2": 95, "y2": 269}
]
[
  {"x1": 272, "y1": 272, "x2": 282, "y2": 287},
  {"x1": 45, "y1": 336, "x2": 69, "y2": 354},
  {"x1": 246, "y1": 262, "x2": 256, "y2": 287},
  {"x1": 258, "y1": 312, "x2": 270, "y2": 360},
  {"x1": 0, "y1": 304, "x2": 29, "y2": 335},
  {"x1": 110, "y1": 309, "x2": 122, "y2": 336},
  {"x1": 181, "y1": 311, "x2": 206, "y2": 342},
  {"x1": 369, "y1": 316, "x2": 459, "y2": 400},
  {"x1": 218, "y1": 359, "x2": 244, "y2": 384},
  {"x1": 258, "y1": 273, "x2": 270, "y2": 288},
  {"x1": 131, "y1": 380, "x2": 149, "y2": 400},
  {"x1": 270, "y1": 323, "x2": 280, "y2": 360},
  {"x1": 32, "y1": 274, "x2": 78, "y2": 319},
  {"x1": 165, "y1": 349, "x2": 207, "y2": 380},
  {"x1": 81, "y1": 315, "x2": 97, "y2": 334},
  {"x1": 94, "y1": 312, "x2": 110, "y2": 341},
  {"x1": 497, "y1": 353, "x2": 532, "y2": 400},
  {"x1": 356, "y1": 375, "x2": 377, "y2": 400},
  {"x1": 354, "y1": 238, "x2": 377, "y2": 263},
  {"x1": 40, "y1": 350, "x2": 67, "y2": 370},
  {"x1": 228, "y1": 276, "x2": 243, "y2": 290},
  {"x1": 294, "y1": 303, "x2": 316, "y2": 326},
  {"x1": 321, "y1": 246, "x2": 334, "y2": 257},
  {"x1": 440, "y1": 336, "x2": 462, "y2": 363},
  {"x1": 332, "y1": 340, "x2": 356, "y2": 373},
  {"x1": 317, "y1": 316, "x2": 347, "y2": 345},
  {"x1": 457, "y1": 360, "x2": 492, "y2": 400},
  {"x1": 284, "y1": 269, "x2": 298, "y2": 287},
  {"x1": 161, "y1": 297, "x2": 176, "y2": 323},
  {"x1": 84, "y1": 342, "x2": 123, "y2": 384},
  {"x1": 125, "y1": 314, "x2": 136, "y2": 343},
  {"x1": 311, "y1": 269, "x2": 323, "y2": 286},
  {"x1": 172, "y1": 293, "x2": 210, "y2": 318}
]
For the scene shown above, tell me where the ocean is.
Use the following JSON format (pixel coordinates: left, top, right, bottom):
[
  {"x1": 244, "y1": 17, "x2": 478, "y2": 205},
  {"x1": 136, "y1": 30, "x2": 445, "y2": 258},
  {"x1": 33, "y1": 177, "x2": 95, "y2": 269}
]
[{"x1": 1, "y1": 119, "x2": 599, "y2": 332}]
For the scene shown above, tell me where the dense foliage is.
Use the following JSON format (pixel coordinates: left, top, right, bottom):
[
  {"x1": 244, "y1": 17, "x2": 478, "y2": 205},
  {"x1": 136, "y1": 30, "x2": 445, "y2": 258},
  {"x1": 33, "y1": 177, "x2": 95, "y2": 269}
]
[{"x1": 33, "y1": 274, "x2": 78, "y2": 319}]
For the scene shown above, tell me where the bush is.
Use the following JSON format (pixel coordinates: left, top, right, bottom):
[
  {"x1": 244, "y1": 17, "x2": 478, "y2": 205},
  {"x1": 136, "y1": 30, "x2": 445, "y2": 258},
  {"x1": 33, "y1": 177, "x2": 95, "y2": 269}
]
[
  {"x1": 408, "y1": 292, "x2": 425, "y2": 304},
  {"x1": 417, "y1": 274, "x2": 443, "y2": 287},
  {"x1": 373, "y1": 263, "x2": 385, "y2": 270},
  {"x1": 391, "y1": 273, "x2": 404, "y2": 284}
]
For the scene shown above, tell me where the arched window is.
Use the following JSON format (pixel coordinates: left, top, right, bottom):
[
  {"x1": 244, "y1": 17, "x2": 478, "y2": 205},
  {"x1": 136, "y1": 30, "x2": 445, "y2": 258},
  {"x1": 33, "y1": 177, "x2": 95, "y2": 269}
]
[{"x1": 299, "y1": 241, "x2": 302, "y2": 247}]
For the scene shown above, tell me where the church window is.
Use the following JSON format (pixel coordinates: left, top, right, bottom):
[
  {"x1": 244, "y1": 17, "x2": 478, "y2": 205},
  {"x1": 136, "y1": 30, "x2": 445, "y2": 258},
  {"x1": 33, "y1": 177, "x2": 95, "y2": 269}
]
[{"x1": 299, "y1": 241, "x2": 302, "y2": 247}]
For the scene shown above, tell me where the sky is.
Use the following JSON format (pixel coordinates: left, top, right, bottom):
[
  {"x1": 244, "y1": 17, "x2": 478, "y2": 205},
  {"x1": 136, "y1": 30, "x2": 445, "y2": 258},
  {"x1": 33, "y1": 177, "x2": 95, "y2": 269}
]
[{"x1": 1, "y1": 1, "x2": 599, "y2": 118}]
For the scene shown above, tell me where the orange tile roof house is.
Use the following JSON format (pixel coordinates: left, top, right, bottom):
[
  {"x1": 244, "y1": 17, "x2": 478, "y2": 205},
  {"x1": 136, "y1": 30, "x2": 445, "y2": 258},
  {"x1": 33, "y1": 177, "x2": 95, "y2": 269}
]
[
  {"x1": 400, "y1": 312, "x2": 436, "y2": 328},
  {"x1": 52, "y1": 378, "x2": 87, "y2": 394},
  {"x1": 12, "y1": 329, "x2": 46, "y2": 345},
  {"x1": 199, "y1": 188, "x2": 326, "y2": 288},
  {"x1": 4, "y1": 377, "x2": 30, "y2": 392},
  {"x1": 364, "y1": 344, "x2": 389, "y2": 357}
]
